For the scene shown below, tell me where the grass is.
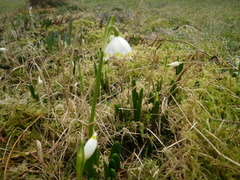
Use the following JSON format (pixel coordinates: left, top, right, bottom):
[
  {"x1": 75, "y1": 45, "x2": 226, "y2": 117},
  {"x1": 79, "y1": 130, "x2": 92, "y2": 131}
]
[
  {"x1": 0, "y1": 0, "x2": 240, "y2": 179},
  {"x1": 0, "y1": 0, "x2": 26, "y2": 16}
]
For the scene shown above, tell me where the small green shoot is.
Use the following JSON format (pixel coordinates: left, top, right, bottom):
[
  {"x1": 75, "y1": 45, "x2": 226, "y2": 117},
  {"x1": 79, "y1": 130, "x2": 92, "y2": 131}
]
[
  {"x1": 114, "y1": 104, "x2": 124, "y2": 122},
  {"x1": 29, "y1": 85, "x2": 39, "y2": 102},
  {"x1": 104, "y1": 141, "x2": 121, "y2": 180},
  {"x1": 175, "y1": 62, "x2": 184, "y2": 75},
  {"x1": 132, "y1": 79, "x2": 144, "y2": 121},
  {"x1": 76, "y1": 141, "x2": 85, "y2": 180},
  {"x1": 101, "y1": 70, "x2": 110, "y2": 93}
]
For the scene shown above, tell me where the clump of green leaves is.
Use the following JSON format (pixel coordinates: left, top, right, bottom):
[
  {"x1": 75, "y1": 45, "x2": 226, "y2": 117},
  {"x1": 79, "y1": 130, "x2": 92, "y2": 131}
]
[
  {"x1": 149, "y1": 92, "x2": 160, "y2": 121},
  {"x1": 104, "y1": 141, "x2": 121, "y2": 180}
]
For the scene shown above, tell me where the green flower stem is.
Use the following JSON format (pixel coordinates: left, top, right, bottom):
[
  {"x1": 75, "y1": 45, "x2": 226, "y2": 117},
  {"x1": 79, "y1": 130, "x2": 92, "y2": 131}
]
[
  {"x1": 88, "y1": 50, "x2": 104, "y2": 137},
  {"x1": 88, "y1": 16, "x2": 115, "y2": 137},
  {"x1": 110, "y1": 25, "x2": 120, "y2": 37},
  {"x1": 76, "y1": 141, "x2": 85, "y2": 180},
  {"x1": 102, "y1": 16, "x2": 115, "y2": 49}
]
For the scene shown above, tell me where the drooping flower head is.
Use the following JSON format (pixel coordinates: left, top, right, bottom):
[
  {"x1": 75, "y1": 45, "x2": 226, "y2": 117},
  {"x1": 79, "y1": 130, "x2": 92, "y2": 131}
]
[
  {"x1": 104, "y1": 35, "x2": 132, "y2": 61},
  {"x1": 0, "y1": 48, "x2": 7, "y2": 52},
  {"x1": 168, "y1": 61, "x2": 182, "y2": 67},
  {"x1": 84, "y1": 132, "x2": 97, "y2": 160},
  {"x1": 38, "y1": 76, "x2": 43, "y2": 84}
]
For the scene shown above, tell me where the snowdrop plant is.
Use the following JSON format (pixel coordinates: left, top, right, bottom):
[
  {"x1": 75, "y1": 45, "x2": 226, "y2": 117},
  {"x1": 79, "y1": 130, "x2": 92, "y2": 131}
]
[
  {"x1": 89, "y1": 16, "x2": 129, "y2": 137},
  {"x1": 167, "y1": 61, "x2": 184, "y2": 75},
  {"x1": 76, "y1": 16, "x2": 126, "y2": 180},
  {"x1": 76, "y1": 133, "x2": 98, "y2": 180}
]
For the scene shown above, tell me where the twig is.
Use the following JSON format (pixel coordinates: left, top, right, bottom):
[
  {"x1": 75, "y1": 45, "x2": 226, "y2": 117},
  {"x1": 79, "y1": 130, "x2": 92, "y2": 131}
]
[
  {"x1": 146, "y1": 128, "x2": 166, "y2": 148},
  {"x1": 30, "y1": 151, "x2": 47, "y2": 166},
  {"x1": 209, "y1": 118, "x2": 240, "y2": 124},
  {"x1": 0, "y1": 151, "x2": 36, "y2": 162},
  {"x1": 194, "y1": 127, "x2": 240, "y2": 167},
  {"x1": 163, "y1": 138, "x2": 186, "y2": 151}
]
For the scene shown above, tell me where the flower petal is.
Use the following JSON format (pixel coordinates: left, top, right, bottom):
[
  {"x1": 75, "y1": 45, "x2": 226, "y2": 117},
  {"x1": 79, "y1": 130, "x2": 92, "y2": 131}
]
[
  {"x1": 104, "y1": 36, "x2": 132, "y2": 60},
  {"x1": 84, "y1": 133, "x2": 97, "y2": 160},
  {"x1": 168, "y1": 61, "x2": 182, "y2": 67}
]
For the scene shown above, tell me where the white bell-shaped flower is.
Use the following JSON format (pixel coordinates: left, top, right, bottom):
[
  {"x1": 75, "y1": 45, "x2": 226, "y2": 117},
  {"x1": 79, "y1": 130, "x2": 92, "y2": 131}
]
[
  {"x1": 38, "y1": 76, "x2": 43, "y2": 84},
  {"x1": 0, "y1": 48, "x2": 7, "y2": 52},
  {"x1": 104, "y1": 35, "x2": 132, "y2": 61},
  {"x1": 84, "y1": 133, "x2": 97, "y2": 160},
  {"x1": 168, "y1": 61, "x2": 182, "y2": 67}
]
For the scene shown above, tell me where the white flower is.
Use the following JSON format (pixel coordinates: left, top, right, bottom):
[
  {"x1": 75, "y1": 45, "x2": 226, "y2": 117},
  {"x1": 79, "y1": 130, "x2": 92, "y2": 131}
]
[
  {"x1": 104, "y1": 35, "x2": 132, "y2": 61},
  {"x1": 84, "y1": 133, "x2": 97, "y2": 160},
  {"x1": 168, "y1": 61, "x2": 182, "y2": 67},
  {"x1": 29, "y1": 6, "x2": 33, "y2": 18},
  {"x1": 38, "y1": 76, "x2": 43, "y2": 84},
  {"x1": 0, "y1": 48, "x2": 7, "y2": 52}
]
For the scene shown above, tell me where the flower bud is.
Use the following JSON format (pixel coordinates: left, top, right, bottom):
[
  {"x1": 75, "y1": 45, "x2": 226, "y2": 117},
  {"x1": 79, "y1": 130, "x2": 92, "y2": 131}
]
[{"x1": 84, "y1": 133, "x2": 97, "y2": 160}]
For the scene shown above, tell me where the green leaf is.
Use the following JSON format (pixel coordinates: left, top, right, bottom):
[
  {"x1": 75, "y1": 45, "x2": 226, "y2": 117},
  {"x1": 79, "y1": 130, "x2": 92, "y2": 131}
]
[
  {"x1": 156, "y1": 78, "x2": 163, "y2": 91},
  {"x1": 151, "y1": 100, "x2": 160, "y2": 121},
  {"x1": 175, "y1": 63, "x2": 184, "y2": 75},
  {"x1": 109, "y1": 168, "x2": 117, "y2": 179},
  {"x1": 104, "y1": 161, "x2": 110, "y2": 180},
  {"x1": 109, "y1": 159, "x2": 116, "y2": 170},
  {"x1": 76, "y1": 141, "x2": 85, "y2": 180},
  {"x1": 132, "y1": 79, "x2": 138, "y2": 110},
  {"x1": 135, "y1": 88, "x2": 144, "y2": 121},
  {"x1": 139, "y1": 122, "x2": 145, "y2": 136},
  {"x1": 29, "y1": 85, "x2": 39, "y2": 102},
  {"x1": 114, "y1": 104, "x2": 124, "y2": 122},
  {"x1": 101, "y1": 70, "x2": 110, "y2": 93},
  {"x1": 103, "y1": 16, "x2": 115, "y2": 49},
  {"x1": 29, "y1": 85, "x2": 35, "y2": 98},
  {"x1": 111, "y1": 141, "x2": 121, "y2": 156},
  {"x1": 88, "y1": 50, "x2": 104, "y2": 137},
  {"x1": 35, "y1": 94, "x2": 40, "y2": 102},
  {"x1": 111, "y1": 153, "x2": 121, "y2": 171},
  {"x1": 2, "y1": 85, "x2": 6, "y2": 92},
  {"x1": 85, "y1": 149, "x2": 99, "y2": 179},
  {"x1": 94, "y1": 61, "x2": 97, "y2": 78},
  {"x1": 149, "y1": 92, "x2": 155, "y2": 104}
]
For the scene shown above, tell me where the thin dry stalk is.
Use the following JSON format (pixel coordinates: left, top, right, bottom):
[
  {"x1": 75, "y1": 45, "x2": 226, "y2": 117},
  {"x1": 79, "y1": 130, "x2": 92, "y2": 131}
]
[
  {"x1": 146, "y1": 128, "x2": 166, "y2": 148},
  {"x1": 171, "y1": 95, "x2": 240, "y2": 168},
  {"x1": 35, "y1": 140, "x2": 44, "y2": 163}
]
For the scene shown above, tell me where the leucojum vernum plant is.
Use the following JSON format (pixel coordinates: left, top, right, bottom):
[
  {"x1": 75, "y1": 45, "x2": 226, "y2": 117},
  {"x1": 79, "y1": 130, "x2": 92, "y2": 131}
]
[{"x1": 76, "y1": 16, "x2": 132, "y2": 180}]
